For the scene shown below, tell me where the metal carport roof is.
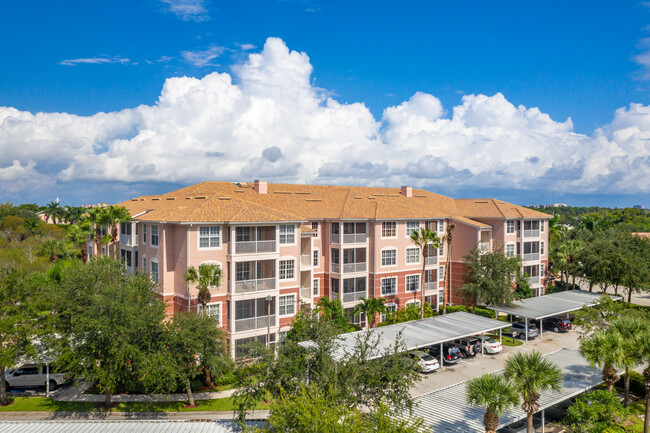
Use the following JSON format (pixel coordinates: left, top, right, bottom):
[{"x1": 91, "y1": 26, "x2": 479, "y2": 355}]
[
  {"x1": 298, "y1": 311, "x2": 510, "y2": 362},
  {"x1": 487, "y1": 290, "x2": 621, "y2": 320},
  {"x1": 401, "y1": 348, "x2": 603, "y2": 433},
  {"x1": 0, "y1": 421, "x2": 243, "y2": 433}
]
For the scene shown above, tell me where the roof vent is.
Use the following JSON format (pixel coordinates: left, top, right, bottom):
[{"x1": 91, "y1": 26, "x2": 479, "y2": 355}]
[
  {"x1": 236, "y1": 182, "x2": 249, "y2": 188},
  {"x1": 254, "y1": 180, "x2": 267, "y2": 194},
  {"x1": 401, "y1": 186, "x2": 412, "y2": 198}
]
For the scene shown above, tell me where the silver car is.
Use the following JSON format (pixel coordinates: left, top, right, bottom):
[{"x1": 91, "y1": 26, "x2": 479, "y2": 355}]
[{"x1": 5, "y1": 364, "x2": 69, "y2": 390}]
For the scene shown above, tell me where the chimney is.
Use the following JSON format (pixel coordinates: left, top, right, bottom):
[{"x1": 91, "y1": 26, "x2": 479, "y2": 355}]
[
  {"x1": 254, "y1": 180, "x2": 267, "y2": 194},
  {"x1": 401, "y1": 186, "x2": 412, "y2": 198}
]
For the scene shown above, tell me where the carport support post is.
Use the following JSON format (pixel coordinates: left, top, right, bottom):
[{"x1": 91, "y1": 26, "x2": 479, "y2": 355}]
[
  {"x1": 499, "y1": 328, "x2": 502, "y2": 343},
  {"x1": 439, "y1": 343, "x2": 443, "y2": 368},
  {"x1": 45, "y1": 363, "x2": 50, "y2": 398},
  {"x1": 539, "y1": 319, "x2": 543, "y2": 338},
  {"x1": 525, "y1": 320, "x2": 529, "y2": 342},
  {"x1": 541, "y1": 409, "x2": 545, "y2": 433},
  {"x1": 481, "y1": 333, "x2": 485, "y2": 355}
]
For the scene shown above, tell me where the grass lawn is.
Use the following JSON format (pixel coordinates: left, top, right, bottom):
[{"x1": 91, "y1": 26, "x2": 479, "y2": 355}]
[
  {"x1": 0, "y1": 396, "x2": 265, "y2": 412},
  {"x1": 486, "y1": 333, "x2": 522, "y2": 346}
]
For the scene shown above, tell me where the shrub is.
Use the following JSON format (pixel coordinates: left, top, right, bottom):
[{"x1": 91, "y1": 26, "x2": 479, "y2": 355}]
[
  {"x1": 615, "y1": 371, "x2": 645, "y2": 397},
  {"x1": 473, "y1": 307, "x2": 497, "y2": 319},
  {"x1": 562, "y1": 390, "x2": 627, "y2": 433},
  {"x1": 440, "y1": 305, "x2": 467, "y2": 314}
]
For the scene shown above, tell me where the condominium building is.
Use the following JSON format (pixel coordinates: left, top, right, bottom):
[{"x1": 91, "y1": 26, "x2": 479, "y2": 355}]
[{"x1": 107, "y1": 180, "x2": 550, "y2": 357}]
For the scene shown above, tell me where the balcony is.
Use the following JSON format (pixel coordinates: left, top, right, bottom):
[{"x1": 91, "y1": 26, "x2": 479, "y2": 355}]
[
  {"x1": 426, "y1": 256, "x2": 438, "y2": 266},
  {"x1": 524, "y1": 229, "x2": 540, "y2": 238},
  {"x1": 235, "y1": 240, "x2": 276, "y2": 254},
  {"x1": 425, "y1": 282, "x2": 437, "y2": 292},
  {"x1": 234, "y1": 278, "x2": 276, "y2": 294},
  {"x1": 479, "y1": 242, "x2": 491, "y2": 251},
  {"x1": 331, "y1": 234, "x2": 340, "y2": 244},
  {"x1": 300, "y1": 286, "x2": 311, "y2": 299},
  {"x1": 235, "y1": 315, "x2": 276, "y2": 332},
  {"x1": 342, "y1": 233, "x2": 368, "y2": 244},
  {"x1": 300, "y1": 255, "x2": 311, "y2": 267},
  {"x1": 342, "y1": 291, "x2": 366, "y2": 303},
  {"x1": 343, "y1": 262, "x2": 367, "y2": 273},
  {"x1": 528, "y1": 275, "x2": 540, "y2": 285},
  {"x1": 331, "y1": 263, "x2": 340, "y2": 273},
  {"x1": 120, "y1": 235, "x2": 134, "y2": 246},
  {"x1": 523, "y1": 252, "x2": 540, "y2": 262}
]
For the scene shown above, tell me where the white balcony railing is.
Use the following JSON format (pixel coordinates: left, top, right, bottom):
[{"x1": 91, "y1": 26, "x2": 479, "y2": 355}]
[
  {"x1": 343, "y1": 262, "x2": 367, "y2": 273},
  {"x1": 234, "y1": 277, "x2": 276, "y2": 294},
  {"x1": 235, "y1": 240, "x2": 276, "y2": 254},
  {"x1": 342, "y1": 233, "x2": 368, "y2": 244},
  {"x1": 479, "y1": 242, "x2": 491, "y2": 251},
  {"x1": 235, "y1": 315, "x2": 276, "y2": 332},
  {"x1": 426, "y1": 256, "x2": 438, "y2": 266},
  {"x1": 523, "y1": 253, "x2": 540, "y2": 262},
  {"x1": 524, "y1": 230, "x2": 540, "y2": 238},
  {"x1": 331, "y1": 263, "x2": 340, "y2": 273},
  {"x1": 331, "y1": 234, "x2": 340, "y2": 244},
  {"x1": 528, "y1": 275, "x2": 540, "y2": 285},
  {"x1": 120, "y1": 235, "x2": 133, "y2": 246},
  {"x1": 300, "y1": 255, "x2": 311, "y2": 267},
  {"x1": 342, "y1": 291, "x2": 366, "y2": 303},
  {"x1": 300, "y1": 287, "x2": 311, "y2": 299},
  {"x1": 425, "y1": 282, "x2": 437, "y2": 291}
]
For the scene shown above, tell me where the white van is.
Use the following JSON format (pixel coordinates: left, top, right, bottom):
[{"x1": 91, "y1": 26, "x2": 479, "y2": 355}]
[{"x1": 5, "y1": 364, "x2": 69, "y2": 390}]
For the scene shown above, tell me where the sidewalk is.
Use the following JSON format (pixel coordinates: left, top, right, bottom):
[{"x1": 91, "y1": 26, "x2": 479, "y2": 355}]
[
  {"x1": 0, "y1": 410, "x2": 269, "y2": 421},
  {"x1": 52, "y1": 382, "x2": 236, "y2": 403}
]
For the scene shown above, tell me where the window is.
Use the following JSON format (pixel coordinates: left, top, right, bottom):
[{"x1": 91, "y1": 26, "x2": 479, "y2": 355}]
[
  {"x1": 313, "y1": 278, "x2": 319, "y2": 296},
  {"x1": 437, "y1": 220, "x2": 444, "y2": 234},
  {"x1": 279, "y1": 295, "x2": 296, "y2": 316},
  {"x1": 382, "y1": 221, "x2": 397, "y2": 238},
  {"x1": 381, "y1": 277, "x2": 397, "y2": 295},
  {"x1": 540, "y1": 220, "x2": 545, "y2": 232},
  {"x1": 198, "y1": 303, "x2": 221, "y2": 323},
  {"x1": 524, "y1": 264, "x2": 539, "y2": 277},
  {"x1": 279, "y1": 260, "x2": 295, "y2": 280},
  {"x1": 142, "y1": 224, "x2": 147, "y2": 243},
  {"x1": 506, "y1": 244, "x2": 515, "y2": 258},
  {"x1": 120, "y1": 249, "x2": 132, "y2": 267},
  {"x1": 279, "y1": 225, "x2": 295, "y2": 244},
  {"x1": 199, "y1": 226, "x2": 220, "y2": 248},
  {"x1": 142, "y1": 257, "x2": 147, "y2": 271},
  {"x1": 406, "y1": 275, "x2": 420, "y2": 292},
  {"x1": 439, "y1": 244, "x2": 444, "y2": 257},
  {"x1": 278, "y1": 331, "x2": 288, "y2": 343},
  {"x1": 438, "y1": 265, "x2": 445, "y2": 281},
  {"x1": 406, "y1": 221, "x2": 420, "y2": 237},
  {"x1": 120, "y1": 222, "x2": 132, "y2": 236},
  {"x1": 236, "y1": 227, "x2": 251, "y2": 242},
  {"x1": 236, "y1": 262, "x2": 251, "y2": 281},
  {"x1": 506, "y1": 220, "x2": 515, "y2": 234},
  {"x1": 540, "y1": 241, "x2": 545, "y2": 255},
  {"x1": 313, "y1": 250, "x2": 319, "y2": 267},
  {"x1": 406, "y1": 247, "x2": 420, "y2": 264},
  {"x1": 311, "y1": 221, "x2": 319, "y2": 237},
  {"x1": 151, "y1": 260, "x2": 159, "y2": 283},
  {"x1": 151, "y1": 225, "x2": 159, "y2": 247},
  {"x1": 381, "y1": 303, "x2": 398, "y2": 322},
  {"x1": 381, "y1": 249, "x2": 396, "y2": 266},
  {"x1": 541, "y1": 263, "x2": 545, "y2": 277},
  {"x1": 524, "y1": 220, "x2": 540, "y2": 230}
]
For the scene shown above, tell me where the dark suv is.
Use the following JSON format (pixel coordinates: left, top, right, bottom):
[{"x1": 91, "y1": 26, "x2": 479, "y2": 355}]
[
  {"x1": 543, "y1": 317, "x2": 572, "y2": 333},
  {"x1": 428, "y1": 343, "x2": 462, "y2": 365}
]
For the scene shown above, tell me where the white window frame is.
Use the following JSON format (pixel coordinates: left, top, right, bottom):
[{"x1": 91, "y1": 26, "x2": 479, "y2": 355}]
[
  {"x1": 540, "y1": 241, "x2": 545, "y2": 255},
  {"x1": 381, "y1": 248, "x2": 397, "y2": 267},
  {"x1": 438, "y1": 220, "x2": 444, "y2": 234},
  {"x1": 439, "y1": 244, "x2": 444, "y2": 257},
  {"x1": 381, "y1": 221, "x2": 397, "y2": 238},
  {"x1": 311, "y1": 221, "x2": 319, "y2": 238},
  {"x1": 142, "y1": 255, "x2": 146, "y2": 272},
  {"x1": 279, "y1": 224, "x2": 296, "y2": 245},
  {"x1": 405, "y1": 299, "x2": 420, "y2": 307},
  {"x1": 198, "y1": 302, "x2": 222, "y2": 325},
  {"x1": 279, "y1": 294, "x2": 296, "y2": 316},
  {"x1": 381, "y1": 302, "x2": 398, "y2": 322},
  {"x1": 506, "y1": 243, "x2": 515, "y2": 258},
  {"x1": 279, "y1": 259, "x2": 295, "y2": 280},
  {"x1": 406, "y1": 247, "x2": 420, "y2": 265},
  {"x1": 198, "y1": 226, "x2": 221, "y2": 249},
  {"x1": 313, "y1": 249, "x2": 319, "y2": 267},
  {"x1": 313, "y1": 278, "x2": 319, "y2": 296},
  {"x1": 406, "y1": 221, "x2": 420, "y2": 237},
  {"x1": 405, "y1": 274, "x2": 420, "y2": 292},
  {"x1": 151, "y1": 224, "x2": 159, "y2": 247},
  {"x1": 438, "y1": 265, "x2": 445, "y2": 282},
  {"x1": 150, "y1": 259, "x2": 159, "y2": 283},
  {"x1": 142, "y1": 223, "x2": 147, "y2": 244},
  {"x1": 506, "y1": 220, "x2": 515, "y2": 234},
  {"x1": 540, "y1": 220, "x2": 545, "y2": 232},
  {"x1": 380, "y1": 276, "x2": 397, "y2": 296}
]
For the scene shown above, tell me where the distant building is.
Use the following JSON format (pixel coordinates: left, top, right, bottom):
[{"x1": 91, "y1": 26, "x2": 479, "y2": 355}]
[
  {"x1": 633, "y1": 205, "x2": 645, "y2": 210},
  {"x1": 81, "y1": 202, "x2": 110, "y2": 209},
  {"x1": 528, "y1": 204, "x2": 567, "y2": 209}
]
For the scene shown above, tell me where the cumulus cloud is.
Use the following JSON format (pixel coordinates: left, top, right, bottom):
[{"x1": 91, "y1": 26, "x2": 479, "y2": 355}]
[
  {"x1": 159, "y1": 0, "x2": 209, "y2": 21},
  {"x1": 1, "y1": 37, "x2": 649, "y2": 201},
  {"x1": 60, "y1": 56, "x2": 131, "y2": 66}
]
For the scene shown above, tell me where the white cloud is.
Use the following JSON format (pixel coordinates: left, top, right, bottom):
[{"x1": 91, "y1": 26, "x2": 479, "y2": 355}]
[
  {"x1": 1, "y1": 37, "x2": 649, "y2": 199},
  {"x1": 236, "y1": 43, "x2": 257, "y2": 51},
  {"x1": 181, "y1": 45, "x2": 224, "y2": 67},
  {"x1": 159, "y1": 0, "x2": 209, "y2": 21},
  {"x1": 60, "y1": 56, "x2": 131, "y2": 66}
]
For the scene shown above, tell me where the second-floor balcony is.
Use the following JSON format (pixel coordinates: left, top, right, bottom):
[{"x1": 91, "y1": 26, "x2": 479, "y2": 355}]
[
  {"x1": 235, "y1": 240, "x2": 276, "y2": 254},
  {"x1": 426, "y1": 256, "x2": 438, "y2": 266},
  {"x1": 425, "y1": 282, "x2": 437, "y2": 291},
  {"x1": 342, "y1": 290, "x2": 366, "y2": 303},
  {"x1": 300, "y1": 254, "x2": 311, "y2": 267},
  {"x1": 343, "y1": 233, "x2": 368, "y2": 243},
  {"x1": 235, "y1": 315, "x2": 276, "y2": 332},
  {"x1": 523, "y1": 252, "x2": 540, "y2": 261},
  {"x1": 524, "y1": 229, "x2": 540, "y2": 238},
  {"x1": 233, "y1": 226, "x2": 277, "y2": 255},
  {"x1": 343, "y1": 262, "x2": 367, "y2": 273},
  {"x1": 528, "y1": 275, "x2": 540, "y2": 285},
  {"x1": 234, "y1": 277, "x2": 276, "y2": 294},
  {"x1": 231, "y1": 259, "x2": 276, "y2": 294}
]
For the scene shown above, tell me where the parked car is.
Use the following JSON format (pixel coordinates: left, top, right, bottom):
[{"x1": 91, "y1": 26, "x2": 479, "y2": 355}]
[
  {"x1": 481, "y1": 337, "x2": 503, "y2": 354},
  {"x1": 543, "y1": 316, "x2": 572, "y2": 333},
  {"x1": 454, "y1": 338, "x2": 480, "y2": 357},
  {"x1": 5, "y1": 364, "x2": 69, "y2": 390},
  {"x1": 428, "y1": 343, "x2": 462, "y2": 365},
  {"x1": 407, "y1": 351, "x2": 440, "y2": 373},
  {"x1": 510, "y1": 322, "x2": 539, "y2": 340}
]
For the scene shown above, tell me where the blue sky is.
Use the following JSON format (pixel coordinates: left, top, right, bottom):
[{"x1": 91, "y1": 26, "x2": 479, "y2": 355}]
[{"x1": 0, "y1": 1, "x2": 649, "y2": 207}]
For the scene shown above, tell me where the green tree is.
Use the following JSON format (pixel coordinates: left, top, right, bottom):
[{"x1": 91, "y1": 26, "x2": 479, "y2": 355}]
[
  {"x1": 44, "y1": 201, "x2": 64, "y2": 224},
  {"x1": 38, "y1": 239, "x2": 68, "y2": 263},
  {"x1": 410, "y1": 227, "x2": 441, "y2": 319},
  {"x1": 353, "y1": 297, "x2": 387, "y2": 329},
  {"x1": 466, "y1": 373, "x2": 519, "y2": 433},
  {"x1": 105, "y1": 206, "x2": 131, "y2": 257},
  {"x1": 505, "y1": 351, "x2": 563, "y2": 433},
  {"x1": 63, "y1": 207, "x2": 85, "y2": 224},
  {"x1": 458, "y1": 246, "x2": 521, "y2": 310},
  {"x1": 561, "y1": 390, "x2": 628, "y2": 433},
  {"x1": 316, "y1": 297, "x2": 356, "y2": 333},
  {"x1": 553, "y1": 239, "x2": 583, "y2": 285},
  {"x1": 638, "y1": 334, "x2": 650, "y2": 433},
  {"x1": 579, "y1": 330, "x2": 624, "y2": 392},
  {"x1": 66, "y1": 220, "x2": 93, "y2": 263},
  {"x1": 611, "y1": 317, "x2": 648, "y2": 406},
  {"x1": 86, "y1": 207, "x2": 112, "y2": 256},
  {"x1": 184, "y1": 263, "x2": 222, "y2": 312},
  {"x1": 442, "y1": 221, "x2": 456, "y2": 315},
  {"x1": 513, "y1": 272, "x2": 533, "y2": 299}
]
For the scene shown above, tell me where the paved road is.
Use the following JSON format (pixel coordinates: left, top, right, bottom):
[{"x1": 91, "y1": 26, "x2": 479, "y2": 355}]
[{"x1": 0, "y1": 410, "x2": 269, "y2": 421}]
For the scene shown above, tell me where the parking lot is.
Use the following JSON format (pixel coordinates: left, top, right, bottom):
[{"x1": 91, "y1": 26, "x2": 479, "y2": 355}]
[{"x1": 410, "y1": 327, "x2": 580, "y2": 397}]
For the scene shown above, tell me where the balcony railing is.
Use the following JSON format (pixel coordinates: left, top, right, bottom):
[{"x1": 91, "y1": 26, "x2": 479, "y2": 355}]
[
  {"x1": 234, "y1": 277, "x2": 276, "y2": 294},
  {"x1": 300, "y1": 255, "x2": 311, "y2": 267},
  {"x1": 426, "y1": 256, "x2": 438, "y2": 266},
  {"x1": 331, "y1": 234, "x2": 340, "y2": 244},
  {"x1": 235, "y1": 240, "x2": 276, "y2": 254},
  {"x1": 300, "y1": 287, "x2": 311, "y2": 299},
  {"x1": 330, "y1": 292, "x2": 340, "y2": 301},
  {"x1": 523, "y1": 253, "x2": 540, "y2": 262},
  {"x1": 528, "y1": 275, "x2": 540, "y2": 285},
  {"x1": 479, "y1": 242, "x2": 491, "y2": 251},
  {"x1": 120, "y1": 235, "x2": 134, "y2": 246},
  {"x1": 331, "y1": 263, "x2": 340, "y2": 273},
  {"x1": 343, "y1": 262, "x2": 367, "y2": 273},
  {"x1": 235, "y1": 315, "x2": 276, "y2": 332},
  {"x1": 342, "y1": 233, "x2": 368, "y2": 244},
  {"x1": 425, "y1": 282, "x2": 437, "y2": 291},
  {"x1": 524, "y1": 230, "x2": 540, "y2": 238},
  {"x1": 342, "y1": 291, "x2": 366, "y2": 303}
]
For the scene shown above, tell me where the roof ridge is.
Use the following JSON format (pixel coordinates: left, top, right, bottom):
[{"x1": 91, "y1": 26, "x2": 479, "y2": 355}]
[{"x1": 491, "y1": 199, "x2": 506, "y2": 218}]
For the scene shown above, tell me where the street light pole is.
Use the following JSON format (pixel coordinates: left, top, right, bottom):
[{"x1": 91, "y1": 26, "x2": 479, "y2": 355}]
[{"x1": 266, "y1": 295, "x2": 272, "y2": 348}]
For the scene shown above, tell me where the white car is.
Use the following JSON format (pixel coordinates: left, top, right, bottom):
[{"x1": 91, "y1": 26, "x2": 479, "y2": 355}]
[
  {"x1": 408, "y1": 351, "x2": 441, "y2": 373},
  {"x1": 5, "y1": 364, "x2": 69, "y2": 390},
  {"x1": 482, "y1": 337, "x2": 503, "y2": 354}
]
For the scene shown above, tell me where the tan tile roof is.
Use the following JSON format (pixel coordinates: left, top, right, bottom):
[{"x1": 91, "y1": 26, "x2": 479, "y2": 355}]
[
  {"x1": 116, "y1": 181, "x2": 545, "y2": 224},
  {"x1": 455, "y1": 198, "x2": 552, "y2": 219}
]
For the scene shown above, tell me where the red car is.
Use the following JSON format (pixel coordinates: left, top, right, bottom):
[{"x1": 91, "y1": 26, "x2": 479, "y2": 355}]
[{"x1": 543, "y1": 316, "x2": 572, "y2": 333}]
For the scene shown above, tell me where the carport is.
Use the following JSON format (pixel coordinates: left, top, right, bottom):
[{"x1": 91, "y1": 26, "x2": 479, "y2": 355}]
[
  {"x1": 400, "y1": 348, "x2": 604, "y2": 433},
  {"x1": 487, "y1": 290, "x2": 621, "y2": 342},
  {"x1": 298, "y1": 311, "x2": 510, "y2": 368}
]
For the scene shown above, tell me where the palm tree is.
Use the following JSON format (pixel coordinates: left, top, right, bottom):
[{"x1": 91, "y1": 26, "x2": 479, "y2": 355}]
[
  {"x1": 410, "y1": 227, "x2": 441, "y2": 319},
  {"x1": 554, "y1": 240, "x2": 583, "y2": 285},
  {"x1": 44, "y1": 201, "x2": 63, "y2": 224},
  {"x1": 63, "y1": 206, "x2": 85, "y2": 224},
  {"x1": 611, "y1": 317, "x2": 648, "y2": 406},
  {"x1": 86, "y1": 207, "x2": 113, "y2": 256},
  {"x1": 184, "y1": 263, "x2": 222, "y2": 313},
  {"x1": 66, "y1": 221, "x2": 94, "y2": 263},
  {"x1": 505, "y1": 351, "x2": 563, "y2": 433},
  {"x1": 579, "y1": 330, "x2": 624, "y2": 392},
  {"x1": 39, "y1": 239, "x2": 67, "y2": 262},
  {"x1": 467, "y1": 373, "x2": 520, "y2": 433},
  {"x1": 442, "y1": 221, "x2": 455, "y2": 315},
  {"x1": 105, "y1": 206, "x2": 131, "y2": 258},
  {"x1": 353, "y1": 297, "x2": 387, "y2": 329},
  {"x1": 639, "y1": 334, "x2": 650, "y2": 433},
  {"x1": 23, "y1": 217, "x2": 40, "y2": 235}
]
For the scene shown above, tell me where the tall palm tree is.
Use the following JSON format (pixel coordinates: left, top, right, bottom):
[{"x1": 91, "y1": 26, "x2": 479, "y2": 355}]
[
  {"x1": 611, "y1": 317, "x2": 648, "y2": 406},
  {"x1": 184, "y1": 263, "x2": 222, "y2": 313},
  {"x1": 442, "y1": 221, "x2": 455, "y2": 315},
  {"x1": 63, "y1": 206, "x2": 85, "y2": 224},
  {"x1": 410, "y1": 227, "x2": 441, "y2": 319},
  {"x1": 44, "y1": 201, "x2": 63, "y2": 224},
  {"x1": 353, "y1": 297, "x2": 387, "y2": 329},
  {"x1": 105, "y1": 206, "x2": 131, "y2": 258},
  {"x1": 66, "y1": 221, "x2": 94, "y2": 263},
  {"x1": 39, "y1": 239, "x2": 67, "y2": 262},
  {"x1": 467, "y1": 373, "x2": 520, "y2": 433},
  {"x1": 505, "y1": 351, "x2": 563, "y2": 433},
  {"x1": 555, "y1": 240, "x2": 583, "y2": 285},
  {"x1": 579, "y1": 330, "x2": 624, "y2": 392},
  {"x1": 639, "y1": 334, "x2": 650, "y2": 433}
]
